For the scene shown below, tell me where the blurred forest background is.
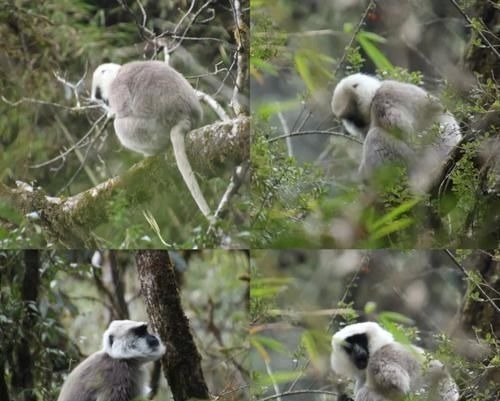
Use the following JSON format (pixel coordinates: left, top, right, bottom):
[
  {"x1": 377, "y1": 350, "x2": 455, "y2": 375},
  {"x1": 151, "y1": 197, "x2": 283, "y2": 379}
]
[
  {"x1": 0, "y1": 249, "x2": 250, "y2": 401},
  {"x1": 250, "y1": 249, "x2": 500, "y2": 401},
  {"x1": 250, "y1": 0, "x2": 500, "y2": 248},
  {"x1": 0, "y1": 0, "x2": 249, "y2": 249}
]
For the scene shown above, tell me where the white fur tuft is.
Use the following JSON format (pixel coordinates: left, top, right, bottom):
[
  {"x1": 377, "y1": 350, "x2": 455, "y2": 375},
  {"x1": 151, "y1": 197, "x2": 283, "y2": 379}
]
[
  {"x1": 91, "y1": 63, "x2": 122, "y2": 103},
  {"x1": 331, "y1": 73, "x2": 382, "y2": 120}
]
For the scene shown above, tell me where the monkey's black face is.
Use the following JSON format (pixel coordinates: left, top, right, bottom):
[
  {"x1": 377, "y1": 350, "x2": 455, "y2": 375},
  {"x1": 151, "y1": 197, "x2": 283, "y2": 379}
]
[
  {"x1": 131, "y1": 324, "x2": 160, "y2": 349},
  {"x1": 343, "y1": 114, "x2": 369, "y2": 133},
  {"x1": 343, "y1": 333, "x2": 369, "y2": 370},
  {"x1": 338, "y1": 98, "x2": 370, "y2": 137},
  {"x1": 93, "y1": 86, "x2": 109, "y2": 105}
]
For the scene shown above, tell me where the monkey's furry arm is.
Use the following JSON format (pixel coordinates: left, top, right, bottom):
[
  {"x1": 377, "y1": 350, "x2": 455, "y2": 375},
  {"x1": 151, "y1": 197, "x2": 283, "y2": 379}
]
[{"x1": 366, "y1": 344, "x2": 421, "y2": 399}]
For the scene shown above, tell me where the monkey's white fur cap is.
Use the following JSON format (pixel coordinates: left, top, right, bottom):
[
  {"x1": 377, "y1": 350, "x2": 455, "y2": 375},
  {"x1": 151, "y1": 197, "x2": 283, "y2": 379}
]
[
  {"x1": 331, "y1": 322, "x2": 394, "y2": 378},
  {"x1": 331, "y1": 73, "x2": 382, "y2": 120},
  {"x1": 90, "y1": 63, "x2": 122, "y2": 104},
  {"x1": 102, "y1": 320, "x2": 166, "y2": 361}
]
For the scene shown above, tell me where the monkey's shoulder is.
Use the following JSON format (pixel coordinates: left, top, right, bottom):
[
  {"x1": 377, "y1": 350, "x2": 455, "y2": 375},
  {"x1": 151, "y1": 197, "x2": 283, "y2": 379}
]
[
  {"x1": 370, "y1": 343, "x2": 422, "y2": 372},
  {"x1": 374, "y1": 81, "x2": 443, "y2": 115},
  {"x1": 109, "y1": 61, "x2": 202, "y2": 122},
  {"x1": 60, "y1": 352, "x2": 144, "y2": 399}
]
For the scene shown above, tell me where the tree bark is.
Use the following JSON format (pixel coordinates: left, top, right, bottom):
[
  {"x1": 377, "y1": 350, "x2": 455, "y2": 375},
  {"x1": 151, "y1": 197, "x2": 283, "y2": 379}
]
[
  {"x1": 459, "y1": 251, "x2": 500, "y2": 400},
  {"x1": 136, "y1": 250, "x2": 210, "y2": 401},
  {"x1": 460, "y1": 251, "x2": 500, "y2": 336},
  {"x1": 464, "y1": 1, "x2": 500, "y2": 78},
  {"x1": 1, "y1": 116, "x2": 250, "y2": 247},
  {"x1": 0, "y1": 359, "x2": 9, "y2": 401},
  {"x1": 11, "y1": 250, "x2": 40, "y2": 401}
]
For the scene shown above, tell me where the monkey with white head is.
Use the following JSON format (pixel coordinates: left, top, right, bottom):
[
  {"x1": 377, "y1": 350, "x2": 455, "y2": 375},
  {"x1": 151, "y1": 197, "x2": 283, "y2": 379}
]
[
  {"x1": 91, "y1": 60, "x2": 213, "y2": 222},
  {"x1": 330, "y1": 322, "x2": 459, "y2": 401},
  {"x1": 331, "y1": 74, "x2": 461, "y2": 192},
  {"x1": 57, "y1": 320, "x2": 166, "y2": 401}
]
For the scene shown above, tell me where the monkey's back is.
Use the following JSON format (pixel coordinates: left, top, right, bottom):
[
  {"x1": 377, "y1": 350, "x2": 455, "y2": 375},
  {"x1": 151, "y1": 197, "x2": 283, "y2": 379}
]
[
  {"x1": 57, "y1": 351, "x2": 144, "y2": 401},
  {"x1": 108, "y1": 61, "x2": 203, "y2": 155},
  {"x1": 372, "y1": 80, "x2": 444, "y2": 137},
  {"x1": 110, "y1": 61, "x2": 202, "y2": 122}
]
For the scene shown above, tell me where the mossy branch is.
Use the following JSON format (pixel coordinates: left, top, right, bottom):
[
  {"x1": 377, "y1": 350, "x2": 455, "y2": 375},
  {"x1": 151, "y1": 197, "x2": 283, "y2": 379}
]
[{"x1": 1, "y1": 116, "x2": 249, "y2": 247}]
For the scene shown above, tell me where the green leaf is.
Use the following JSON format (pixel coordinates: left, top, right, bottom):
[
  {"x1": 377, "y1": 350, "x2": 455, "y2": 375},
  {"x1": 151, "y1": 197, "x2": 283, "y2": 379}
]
[
  {"x1": 252, "y1": 335, "x2": 288, "y2": 354},
  {"x1": 251, "y1": 57, "x2": 279, "y2": 76},
  {"x1": 368, "y1": 198, "x2": 420, "y2": 232},
  {"x1": 370, "y1": 217, "x2": 415, "y2": 240},
  {"x1": 254, "y1": 371, "x2": 303, "y2": 387},
  {"x1": 356, "y1": 31, "x2": 394, "y2": 71},
  {"x1": 255, "y1": 99, "x2": 300, "y2": 120}
]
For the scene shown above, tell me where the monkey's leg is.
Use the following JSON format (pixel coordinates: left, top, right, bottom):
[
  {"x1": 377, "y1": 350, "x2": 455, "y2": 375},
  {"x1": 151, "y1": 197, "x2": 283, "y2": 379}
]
[{"x1": 170, "y1": 119, "x2": 214, "y2": 222}]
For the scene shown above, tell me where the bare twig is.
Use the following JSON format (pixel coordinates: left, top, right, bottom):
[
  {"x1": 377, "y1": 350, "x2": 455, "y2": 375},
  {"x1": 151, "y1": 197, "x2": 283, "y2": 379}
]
[
  {"x1": 53, "y1": 114, "x2": 100, "y2": 187},
  {"x1": 267, "y1": 130, "x2": 363, "y2": 144},
  {"x1": 443, "y1": 249, "x2": 500, "y2": 313},
  {"x1": 1, "y1": 95, "x2": 99, "y2": 112},
  {"x1": 334, "y1": 0, "x2": 375, "y2": 77},
  {"x1": 173, "y1": 0, "x2": 196, "y2": 35},
  {"x1": 212, "y1": 161, "x2": 249, "y2": 223},
  {"x1": 230, "y1": 0, "x2": 248, "y2": 116},
  {"x1": 196, "y1": 90, "x2": 230, "y2": 121},
  {"x1": 53, "y1": 66, "x2": 88, "y2": 108},
  {"x1": 277, "y1": 111, "x2": 293, "y2": 157},
  {"x1": 167, "y1": 0, "x2": 215, "y2": 53},
  {"x1": 30, "y1": 114, "x2": 110, "y2": 168},
  {"x1": 447, "y1": 0, "x2": 500, "y2": 60},
  {"x1": 258, "y1": 390, "x2": 339, "y2": 401},
  {"x1": 264, "y1": 359, "x2": 282, "y2": 401}
]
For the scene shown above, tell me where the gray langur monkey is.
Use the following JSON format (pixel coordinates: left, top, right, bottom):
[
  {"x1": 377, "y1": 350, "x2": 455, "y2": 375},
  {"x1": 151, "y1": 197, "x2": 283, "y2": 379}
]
[
  {"x1": 331, "y1": 74, "x2": 462, "y2": 192},
  {"x1": 330, "y1": 322, "x2": 459, "y2": 401},
  {"x1": 91, "y1": 60, "x2": 213, "y2": 222},
  {"x1": 57, "y1": 320, "x2": 166, "y2": 401}
]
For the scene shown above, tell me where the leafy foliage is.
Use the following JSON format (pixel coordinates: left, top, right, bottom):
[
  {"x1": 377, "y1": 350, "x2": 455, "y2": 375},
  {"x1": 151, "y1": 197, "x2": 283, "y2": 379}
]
[{"x1": 250, "y1": 0, "x2": 499, "y2": 248}]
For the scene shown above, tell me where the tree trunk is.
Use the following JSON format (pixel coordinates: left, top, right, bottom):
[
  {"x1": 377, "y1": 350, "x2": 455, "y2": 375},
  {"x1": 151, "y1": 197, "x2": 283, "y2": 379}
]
[
  {"x1": 461, "y1": 251, "x2": 500, "y2": 335},
  {"x1": 11, "y1": 250, "x2": 40, "y2": 401},
  {"x1": 464, "y1": 1, "x2": 500, "y2": 78},
  {"x1": 460, "y1": 251, "x2": 500, "y2": 401},
  {"x1": 136, "y1": 250, "x2": 210, "y2": 401},
  {"x1": 459, "y1": 0, "x2": 500, "y2": 245},
  {"x1": 0, "y1": 359, "x2": 9, "y2": 401}
]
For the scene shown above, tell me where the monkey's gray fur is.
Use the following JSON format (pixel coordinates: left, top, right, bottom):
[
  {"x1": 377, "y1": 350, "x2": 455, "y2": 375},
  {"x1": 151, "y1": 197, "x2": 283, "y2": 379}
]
[
  {"x1": 57, "y1": 320, "x2": 165, "y2": 401},
  {"x1": 91, "y1": 61, "x2": 212, "y2": 221},
  {"x1": 332, "y1": 74, "x2": 461, "y2": 192},
  {"x1": 331, "y1": 322, "x2": 459, "y2": 401}
]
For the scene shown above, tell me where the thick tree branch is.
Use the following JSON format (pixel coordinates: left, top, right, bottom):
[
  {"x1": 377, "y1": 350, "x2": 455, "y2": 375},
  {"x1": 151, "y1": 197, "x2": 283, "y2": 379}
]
[{"x1": 0, "y1": 117, "x2": 249, "y2": 247}]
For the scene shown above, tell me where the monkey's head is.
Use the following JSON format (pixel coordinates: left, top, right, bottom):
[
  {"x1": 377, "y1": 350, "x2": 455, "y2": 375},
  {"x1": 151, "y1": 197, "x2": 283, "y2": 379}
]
[
  {"x1": 91, "y1": 63, "x2": 122, "y2": 104},
  {"x1": 331, "y1": 322, "x2": 394, "y2": 379},
  {"x1": 331, "y1": 73, "x2": 382, "y2": 137},
  {"x1": 102, "y1": 320, "x2": 166, "y2": 362}
]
